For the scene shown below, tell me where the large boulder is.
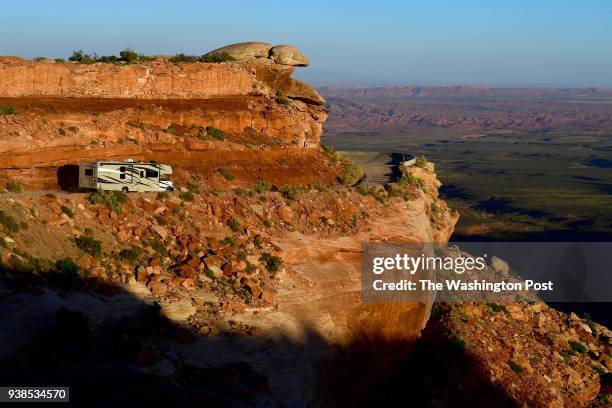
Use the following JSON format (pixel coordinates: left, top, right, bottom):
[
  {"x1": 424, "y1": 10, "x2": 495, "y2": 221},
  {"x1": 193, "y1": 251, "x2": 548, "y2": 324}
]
[
  {"x1": 270, "y1": 45, "x2": 309, "y2": 67},
  {"x1": 206, "y1": 42, "x2": 272, "y2": 61},
  {"x1": 282, "y1": 78, "x2": 325, "y2": 105}
]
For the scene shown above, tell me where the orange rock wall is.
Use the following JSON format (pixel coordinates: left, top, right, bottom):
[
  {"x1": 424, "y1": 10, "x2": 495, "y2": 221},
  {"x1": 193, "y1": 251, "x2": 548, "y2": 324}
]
[{"x1": 0, "y1": 57, "x2": 264, "y2": 98}]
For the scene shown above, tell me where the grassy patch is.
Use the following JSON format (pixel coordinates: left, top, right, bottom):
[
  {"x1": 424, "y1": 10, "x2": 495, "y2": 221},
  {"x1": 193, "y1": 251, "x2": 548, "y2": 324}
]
[{"x1": 88, "y1": 190, "x2": 128, "y2": 213}]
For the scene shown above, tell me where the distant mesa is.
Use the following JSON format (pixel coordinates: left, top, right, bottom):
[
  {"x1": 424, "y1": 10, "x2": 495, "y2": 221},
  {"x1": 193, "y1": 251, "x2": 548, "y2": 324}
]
[{"x1": 206, "y1": 42, "x2": 309, "y2": 67}]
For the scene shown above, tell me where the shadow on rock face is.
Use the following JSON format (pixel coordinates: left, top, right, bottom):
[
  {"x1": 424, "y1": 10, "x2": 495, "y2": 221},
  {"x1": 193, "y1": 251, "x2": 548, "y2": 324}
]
[
  {"x1": 0, "y1": 266, "x2": 517, "y2": 407},
  {"x1": 57, "y1": 165, "x2": 82, "y2": 192}
]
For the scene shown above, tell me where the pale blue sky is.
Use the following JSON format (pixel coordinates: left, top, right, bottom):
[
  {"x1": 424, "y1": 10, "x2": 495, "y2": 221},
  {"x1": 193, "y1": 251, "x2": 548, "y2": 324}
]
[{"x1": 1, "y1": 0, "x2": 611, "y2": 87}]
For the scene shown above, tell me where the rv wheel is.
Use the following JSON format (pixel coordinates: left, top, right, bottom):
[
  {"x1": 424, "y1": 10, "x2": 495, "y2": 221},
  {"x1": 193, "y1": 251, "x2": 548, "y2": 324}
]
[{"x1": 122, "y1": 187, "x2": 129, "y2": 193}]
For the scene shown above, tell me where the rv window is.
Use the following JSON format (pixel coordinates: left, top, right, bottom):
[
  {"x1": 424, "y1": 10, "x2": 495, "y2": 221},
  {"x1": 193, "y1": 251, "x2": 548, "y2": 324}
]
[
  {"x1": 140, "y1": 171, "x2": 145, "y2": 177},
  {"x1": 120, "y1": 174, "x2": 126, "y2": 180},
  {"x1": 84, "y1": 169, "x2": 93, "y2": 176},
  {"x1": 120, "y1": 166, "x2": 126, "y2": 172},
  {"x1": 145, "y1": 169, "x2": 159, "y2": 178}
]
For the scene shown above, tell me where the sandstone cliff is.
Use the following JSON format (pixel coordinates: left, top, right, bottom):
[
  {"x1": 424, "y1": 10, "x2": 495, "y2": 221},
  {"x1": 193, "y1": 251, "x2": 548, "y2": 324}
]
[{"x1": 0, "y1": 54, "x2": 326, "y2": 188}]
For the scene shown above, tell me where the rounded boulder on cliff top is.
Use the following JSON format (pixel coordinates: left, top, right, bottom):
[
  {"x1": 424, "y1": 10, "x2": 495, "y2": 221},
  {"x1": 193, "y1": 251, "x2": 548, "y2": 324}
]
[
  {"x1": 270, "y1": 45, "x2": 310, "y2": 67},
  {"x1": 206, "y1": 42, "x2": 273, "y2": 61}
]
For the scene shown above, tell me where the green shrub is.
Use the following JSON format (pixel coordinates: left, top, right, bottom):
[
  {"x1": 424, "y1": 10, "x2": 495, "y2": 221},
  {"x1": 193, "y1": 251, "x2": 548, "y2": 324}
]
[
  {"x1": 154, "y1": 215, "x2": 167, "y2": 226},
  {"x1": 204, "y1": 267, "x2": 216, "y2": 280},
  {"x1": 88, "y1": 190, "x2": 128, "y2": 213},
  {"x1": 67, "y1": 126, "x2": 78, "y2": 133},
  {"x1": 0, "y1": 211, "x2": 20, "y2": 233},
  {"x1": 414, "y1": 155, "x2": 427, "y2": 168},
  {"x1": 54, "y1": 58, "x2": 65, "y2": 63},
  {"x1": 281, "y1": 185, "x2": 300, "y2": 199},
  {"x1": 127, "y1": 120, "x2": 147, "y2": 129},
  {"x1": 449, "y1": 335, "x2": 466, "y2": 352},
  {"x1": 220, "y1": 236, "x2": 237, "y2": 247},
  {"x1": 487, "y1": 303, "x2": 508, "y2": 314},
  {"x1": 218, "y1": 167, "x2": 235, "y2": 181},
  {"x1": 156, "y1": 191, "x2": 169, "y2": 200},
  {"x1": 227, "y1": 217, "x2": 241, "y2": 232},
  {"x1": 68, "y1": 50, "x2": 96, "y2": 64},
  {"x1": 179, "y1": 191, "x2": 194, "y2": 202},
  {"x1": 60, "y1": 205, "x2": 74, "y2": 218},
  {"x1": 313, "y1": 179, "x2": 327, "y2": 192},
  {"x1": 119, "y1": 49, "x2": 139, "y2": 62},
  {"x1": 206, "y1": 126, "x2": 225, "y2": 140},
  {"x1": 201, "y1": 52, "x2": 236, "y2": 63},
  {"x1": 168, "y1": 53, "x2": 199, "y2": 63},
  {"x1": 55, "y1": 258, "x2": 79, "y2": 275},
  {"x1": 340, "y1": 160, "x2": 365, "y2": 186},
  {"x1": 58, "y1": 128, "x2": 66, "y2": 136},
  {"x1": 569, "y1": 340, "x2": 586, "y2": 354},
  {"x1": 259, "y1": 252, "x2": 283, "y2": 275},
  {"x1": 119, "y1": 246, "x2": 144, "y2": 262},
  {"x1": 0, "y1": 105, "x2": 17, "y2": 116},
  {"x1": 508, "y1": 359, "x2": 523, "y2": 374},
  {"x1": 6, "y1": 181, "x2": 22, "y2": 193},
  {"x1": 164, "y1": 123, "x2": 183, "y2": 136},
  {"x1": 252, "y1": 179, "x2": 272, "y2": 194},
  {"x1": 75, "y1": 235, "x2": 102, "y2": 257},
  {"x1": 276, "y1": 91, "x2": 290, "y2": 105},
  {"x1": 400, "y1": 173, "x2": 426, "y2": 191}
]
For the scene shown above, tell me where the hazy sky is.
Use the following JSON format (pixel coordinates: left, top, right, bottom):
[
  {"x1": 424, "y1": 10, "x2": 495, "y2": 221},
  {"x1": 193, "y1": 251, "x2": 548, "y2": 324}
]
[{"x1": 2, "y1": 0, "x2": 611, "y2": 87}]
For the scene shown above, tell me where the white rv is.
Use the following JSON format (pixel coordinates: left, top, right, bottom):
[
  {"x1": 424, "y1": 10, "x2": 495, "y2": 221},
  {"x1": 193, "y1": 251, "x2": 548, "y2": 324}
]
[{"x1": 78, "y1": 160, "x2": 174, "y2": 192}]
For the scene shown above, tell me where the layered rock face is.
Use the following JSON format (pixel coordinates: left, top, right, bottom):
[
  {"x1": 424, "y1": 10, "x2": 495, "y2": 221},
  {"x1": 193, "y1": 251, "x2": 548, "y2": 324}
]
[{"x1": 0, "y1": 48, "x2": 325, "y2": 187}]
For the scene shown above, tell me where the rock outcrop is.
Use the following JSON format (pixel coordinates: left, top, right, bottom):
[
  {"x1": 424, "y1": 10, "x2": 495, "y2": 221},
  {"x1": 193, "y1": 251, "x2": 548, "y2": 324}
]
[
  {"x1": 204, "y1": 42, "x2": 310, "y2": 67},
  {"x1": 206, "y1": 41, "x2": 273, "y2": 61},
  {"x1": 0, "y1": 46, "x2": 325, "y2": 188},
  {"x1": 270, "y1": 44, "x2": 310, "y2": 66}
]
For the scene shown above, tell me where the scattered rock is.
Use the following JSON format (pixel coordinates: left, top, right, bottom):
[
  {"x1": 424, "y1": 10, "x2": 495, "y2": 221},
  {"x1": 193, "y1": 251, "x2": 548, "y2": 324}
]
[
  {"x1": 150, "y1": 224, "x2": 169, "y2": 240},
  {"x1": 278, "y1": 205, "x2": 293, "y2": 223}
]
